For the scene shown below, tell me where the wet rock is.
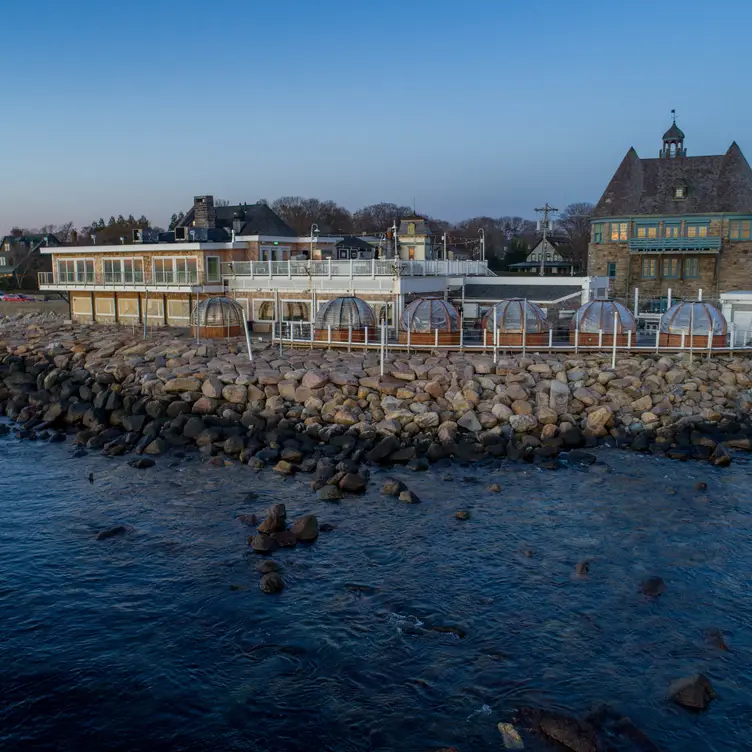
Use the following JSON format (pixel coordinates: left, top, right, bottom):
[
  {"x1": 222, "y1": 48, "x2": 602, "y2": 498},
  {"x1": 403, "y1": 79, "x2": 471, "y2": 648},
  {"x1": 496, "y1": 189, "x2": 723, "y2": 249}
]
[
  {"x1": 236, "y1": 514, "x2": 257, "y2": 527},
  {"x1": 711, "y1": 443, "x2": 732, "y2": 467},
  {"x1": 398, "y1": 489, "x2": 421, "y2": 504},
  {"x1": 319, "y1": 523, "x2": 336, "y2": 532},
  {"x1": 640, "y1": 576, "x2": 666, "y2": 597},
  {"x1": 585, "y1": 704, "x2": 662, "y2": 752},
  {"x1": 575, "y1": 559, "x2": 590, "y2": 575},
  {"x1": 407, "y1": 457, "x2": 430, "y2": 472},
  {"x1": 668, "y1": 674, "x2": 715, "y2": 711},
  {"x1": 567, "y1": 450, "x2": 597, "y2": 465},
  {"x1": 144, "y1": 437, "x2": 169, "y2": 455},
  {"x1": 365, "y1": 435, "x2": 399, "y2": 463},
  {"x1": 388, "y1": 446, "x2": 416, "y2": 464},
  {"x1": 128, "y1": 457, "x2": 155, "y2": 469},
  {"x1": 515, "y1": 707, "x2": 598, "y2": 752},
  {"x1": 455, "y1": 509, "x2": 470, "y2": 520},
  {"x1": 339, "y1": 472, "x2": 367, "y2": 492},
  {"x1": 259, "y1": 572, "x2": 285, "y2": 594},
  {"x1": 273, "y1": 460, "x2": 296, "y2": 476},
  {"x1": 290, "y1": 514, "x2": 319, "y2": 542},
  {"x1": 249, "y1": 534, "x2": 278, "y2": 554},
  {"x1": 381, "y1": 478, "x2": 406, "y2": 496},
  {"x1": 693, "y1": 481, "x2": 708, "y2": 491},
  {"x1": 317, "y1": 485, "x2": 344, "y2": 501},
  {"x1": 497, "y1": 722, "x2": 524, "y2": 750},
  {"x1": 273, "y1": 530, "x2": 298, "y2": 548},
  {"x1": 257, "y1": 504, "x2": 287, "y2": 534},
  {"x1": 488, "y1": 483, "x2": 501, "y2": 493},
  {"x1": 703, "y1": 627, "x2": 730, "y2": 651},
  {"x1": 255, "y1": 559, "x2": 279, "y2": 574},
  {"x1": 96, "y1": 525, "x2": 127, "y2": 541}
]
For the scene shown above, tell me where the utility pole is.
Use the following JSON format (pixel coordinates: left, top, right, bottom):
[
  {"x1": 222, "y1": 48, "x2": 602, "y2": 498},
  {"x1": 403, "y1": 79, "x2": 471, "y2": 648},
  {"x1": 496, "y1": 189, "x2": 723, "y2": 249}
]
[
  {"x1": 535, "y1": 203, "x2": 558, "y2": 277},
  {"x1": 442, "y1": 232, "x2": 447, "y2": 260}
]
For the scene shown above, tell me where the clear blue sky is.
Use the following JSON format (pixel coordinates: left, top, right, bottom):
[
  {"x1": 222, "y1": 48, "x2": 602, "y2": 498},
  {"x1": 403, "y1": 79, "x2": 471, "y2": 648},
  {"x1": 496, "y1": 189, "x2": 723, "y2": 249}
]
[{"x1": 1, "y1": 0, "x2": 750, "y2": 233}]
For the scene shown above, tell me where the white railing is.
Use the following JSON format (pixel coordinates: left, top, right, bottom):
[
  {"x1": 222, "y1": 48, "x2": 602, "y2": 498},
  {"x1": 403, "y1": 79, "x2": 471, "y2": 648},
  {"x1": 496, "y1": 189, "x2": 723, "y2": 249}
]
[
  {"x1": 221, "y1": 259, "x2": 489, "y2": 279},
  {"x1": 38, "y1": 271, "x2": 206, "y2": 288}
]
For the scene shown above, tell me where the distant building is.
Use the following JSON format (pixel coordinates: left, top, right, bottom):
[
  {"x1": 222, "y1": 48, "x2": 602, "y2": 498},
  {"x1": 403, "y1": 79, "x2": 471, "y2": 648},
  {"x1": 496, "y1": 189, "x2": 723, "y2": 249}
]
[
  {"x1": 396, "y1": 215, "x2": 434, "y2": 261},
  {"x1": 508, "y1": 233, "x2": 576, "y2": 275},
  {"x1": 0, "y1": 232, "x2": 58, "y2": 289},
  {"x1": 588, "y1": 119, "x2": 752, "y2": 300}
]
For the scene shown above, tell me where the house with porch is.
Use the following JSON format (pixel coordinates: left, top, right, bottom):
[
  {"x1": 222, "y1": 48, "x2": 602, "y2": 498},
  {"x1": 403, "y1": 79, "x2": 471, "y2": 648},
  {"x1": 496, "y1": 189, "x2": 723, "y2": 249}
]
[
  {"x1": 508, "y1": 233, "x2": 576, "y2": 275},
  {"x1": 588, "y1": 119, "x2": 752, "y2": 303},
  {"x1": 0, "y1": 232, "x2": 58, "y2": 289}
]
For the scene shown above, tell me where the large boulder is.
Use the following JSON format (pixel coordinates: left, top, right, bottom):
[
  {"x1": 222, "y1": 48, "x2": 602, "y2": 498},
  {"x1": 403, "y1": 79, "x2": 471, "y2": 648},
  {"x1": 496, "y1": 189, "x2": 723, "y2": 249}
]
[
  {"x1": 550, "y1": 379, "x2": 570, "y2": 413},
  {"x1": 339, "y1": 473, "x2": 367, "y2": 492},
  {"x1": 249, "y1": 534, "x2": 278, "y2": 554},
  {"x1": 257, "y1": 504, "x2": 287, "y2": 534},
  {"x1": 202, "y1": 377, "x2": 223, "y2": 399},
  {"x1": 669, "y1": 674, "x2": 715, "y2": 711},
  {"x1": 302, "y1": 370, "x2": 328, "y2": 389},
  {"x1": 457, "y1": 410, "x2": 482, "y2": 433},
  {"x1": 366, "y1": 435, "x2": 399, "y2": 463},
  {"x1": 586, "y1": 406, "x2": 613, "y2": 436},
  {"x1": 163, "y1": 377, "x2": 201, "y2": 393},
  {"x1": 509, "y1": 414, "x2": 538, "y2": 433},
  {"x1": 259, "y1": 572, "x2": 285, "y2": 594},
  {"x1": 290, "y1": 514, "x2": 319, "y2": 542},
  {"x1": 222, "y1": 384, "x2": 248, "y2": 404}
]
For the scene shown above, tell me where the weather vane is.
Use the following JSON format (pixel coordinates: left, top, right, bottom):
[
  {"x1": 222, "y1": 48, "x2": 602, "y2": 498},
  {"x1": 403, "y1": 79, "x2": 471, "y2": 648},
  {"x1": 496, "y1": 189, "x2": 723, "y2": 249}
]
[{"x1": 671, "y1": 108, "x2": 676, "y2": 123}]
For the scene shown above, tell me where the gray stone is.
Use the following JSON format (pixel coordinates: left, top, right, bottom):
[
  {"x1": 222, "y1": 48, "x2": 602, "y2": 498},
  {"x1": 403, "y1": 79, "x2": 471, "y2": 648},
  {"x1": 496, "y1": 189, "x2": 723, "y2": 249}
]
[
  {"x1": 259, "y1": 572, "x2": 285, "y2": 594},
  {"x1": 457, "y1": 410, "x2": 482, "y2": 433}
]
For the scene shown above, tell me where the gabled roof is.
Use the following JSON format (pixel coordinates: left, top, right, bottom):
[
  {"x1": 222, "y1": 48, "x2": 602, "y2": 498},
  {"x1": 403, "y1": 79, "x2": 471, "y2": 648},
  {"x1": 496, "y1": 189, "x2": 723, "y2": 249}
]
[
  {"x1": 462, "y1": 282, "x2": 582, "y2": 304},
  {"x1": 336, "y1": 235, "x2": 376, "y2": 251},
  {"x1": 178, "y1": 203, "x2": 296, "y2": 236},
  {"x1": 593, "y1": 142, "x2": 752, "y2": 217}
]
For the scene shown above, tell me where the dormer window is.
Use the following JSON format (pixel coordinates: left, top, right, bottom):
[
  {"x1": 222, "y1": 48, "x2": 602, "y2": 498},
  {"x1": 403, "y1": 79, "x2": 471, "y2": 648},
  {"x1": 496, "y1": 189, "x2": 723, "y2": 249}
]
[
  {"x1": 407, "y1": 222, "x2": 416, "y2": 235},
  {"x1": 674, "y1": 186, "x2": 686, "y2": 199}
]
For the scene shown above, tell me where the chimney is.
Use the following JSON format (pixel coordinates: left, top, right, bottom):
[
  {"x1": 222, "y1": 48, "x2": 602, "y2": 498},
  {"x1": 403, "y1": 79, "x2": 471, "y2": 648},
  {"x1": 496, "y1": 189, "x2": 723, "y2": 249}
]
[{"x1": 193, "y1": 195, "x2": 216, "y2": 228}]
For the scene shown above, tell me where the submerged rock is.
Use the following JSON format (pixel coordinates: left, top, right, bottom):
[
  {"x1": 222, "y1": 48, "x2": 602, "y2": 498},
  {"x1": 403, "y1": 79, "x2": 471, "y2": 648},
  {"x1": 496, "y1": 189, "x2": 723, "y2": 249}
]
[
  {"x1": 290, "y1": 514, "x2": 319, "y2": 542},
  {"x1": 255, "y1": 559, "x2": 279, "y2": 574},
  {"x1": 515, "y1": 707, "x2": 597, "y2": 752},
  {"x1": 381, "y1": 478, "x2": 406, "y2": 496},
  {"x1": 455, "y1": 509, "x2": 470, "y2": 520},
  {"x1": 257, "y1": 504, "x2": 287, "y2": 534},
  {"x1": 128, "y1": 457, "x2": 155, "y2": 469},
  {"x1": 259, "y1": 572, "x2": 285, "y2": 594},
  {"x1": 575, "y1": 559, "x2": 590, "y2": 576},
  {"x1": 640, "y1": 576, "x2": 666, "y2": 597},
  {"x1": 96, "y1": 525, "x2": 127, "y2": 541},
  {"x1": 249, "y1": 534, "x2": 277, "y2": 554},
  {"x1": 398, "y1": 489, "x2": 421, "y2": 504},
  {"x1": 317, "y1": 485, "x2": 344, "y2": 501},
  {"x1": 668, "y1": 674, "x2": 715, "y2": 710}
]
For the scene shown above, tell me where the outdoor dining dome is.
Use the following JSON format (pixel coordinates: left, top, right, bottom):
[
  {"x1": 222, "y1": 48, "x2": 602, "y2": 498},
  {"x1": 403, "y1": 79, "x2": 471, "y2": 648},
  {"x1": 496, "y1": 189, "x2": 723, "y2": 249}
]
[
  {"x1": 659, "y1": 301, "x2": 727, "y2": 347},
  {"x1": 482, "y1": 299, "x2": 550, "y2": 345},
  {"x1": 314, "y1": 296, "x2": 376, "y2": 342},
  {"x1": 191, "y1": 296, "x2": 245, "y2": 338},
  {"x1": 569, "y1": 299, "x2": 636, "y2": 346},
  {"x1": 399, "y1": 298, "x2": 461, "y2": 345}
]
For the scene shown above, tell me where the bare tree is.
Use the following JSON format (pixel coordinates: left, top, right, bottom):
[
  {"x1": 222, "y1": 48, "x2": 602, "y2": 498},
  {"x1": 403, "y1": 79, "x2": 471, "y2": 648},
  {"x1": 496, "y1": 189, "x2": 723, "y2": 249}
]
[
  {"x1": 215, "y1": 198, "x2": 231, "y2": 207},
  {"x1": 558, "y1": 202, "x2": 594, "y2": 269},
  {"x1": 352, "y1": 203, "x2": 412, "y2": 234},
  {"x1": 271, "y1": 196, "x2": 353, "y2": 235}
]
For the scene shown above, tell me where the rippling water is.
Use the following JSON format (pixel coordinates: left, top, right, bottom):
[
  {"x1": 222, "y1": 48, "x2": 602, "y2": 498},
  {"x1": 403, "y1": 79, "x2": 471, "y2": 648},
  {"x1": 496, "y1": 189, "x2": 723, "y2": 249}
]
[{"x1": 0, "y1": 429, "x2": 750, "y2": 751}]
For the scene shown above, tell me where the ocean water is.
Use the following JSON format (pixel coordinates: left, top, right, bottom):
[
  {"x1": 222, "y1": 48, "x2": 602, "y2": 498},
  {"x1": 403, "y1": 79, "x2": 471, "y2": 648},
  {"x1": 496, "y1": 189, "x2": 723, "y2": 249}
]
[{"x1": 0, "y1": 430, "x2": 750, "y2": 751}]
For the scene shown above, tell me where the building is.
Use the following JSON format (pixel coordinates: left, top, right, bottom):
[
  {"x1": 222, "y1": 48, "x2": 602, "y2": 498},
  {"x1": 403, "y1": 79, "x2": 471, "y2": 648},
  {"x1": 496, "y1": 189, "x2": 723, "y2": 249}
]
[
  {"x1": 396, "y1": 215, "x2": 434, "y2": 260},
  {"x1": 39, "y1": 195, "x2": 491, "y2": 329},
  {"x1": 508, "y1": 233, "x2": 576, "y2": 275},
  {"x1": 588, "y1": 119, "x2": 752, "y2": 301},
  {"x1": 0, "y1": 232, "x2": 58, "y2": 289}
]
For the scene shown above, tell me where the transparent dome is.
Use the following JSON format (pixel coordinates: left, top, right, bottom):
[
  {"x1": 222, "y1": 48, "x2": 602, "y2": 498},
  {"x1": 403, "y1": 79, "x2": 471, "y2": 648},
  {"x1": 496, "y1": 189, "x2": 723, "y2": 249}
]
[
  {"x1": 482, "y1": 299, "x2": 550, "y2": 333},
  {"x1": 314, "y1": 296, "x2": 375, "y2": 330},
  {"x1": 400, "y1": 298, "x2": 460, "y2": 332},
  {"x1": 659, "y1": 301, "x2": 727, "y2": 335},
  {"x1": 570, "y1": 299, "x2": 636, "y2": 333},
  {"x1": 191, "y1": 296, "x2": 245, "y2": 327}
]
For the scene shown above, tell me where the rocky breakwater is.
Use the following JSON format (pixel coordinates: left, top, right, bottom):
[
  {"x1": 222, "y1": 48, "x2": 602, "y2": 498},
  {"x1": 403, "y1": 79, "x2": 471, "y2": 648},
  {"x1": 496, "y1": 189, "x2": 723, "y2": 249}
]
[{"x1": 0, "y1": 318, "x2": 751, "y2": 478}]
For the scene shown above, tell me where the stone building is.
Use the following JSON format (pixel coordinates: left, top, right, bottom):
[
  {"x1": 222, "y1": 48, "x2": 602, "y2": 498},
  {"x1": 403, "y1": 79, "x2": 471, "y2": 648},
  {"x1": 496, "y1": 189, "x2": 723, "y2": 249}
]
[{"x1": 588, "y1": 120, "x2": 752, "y2": 301}]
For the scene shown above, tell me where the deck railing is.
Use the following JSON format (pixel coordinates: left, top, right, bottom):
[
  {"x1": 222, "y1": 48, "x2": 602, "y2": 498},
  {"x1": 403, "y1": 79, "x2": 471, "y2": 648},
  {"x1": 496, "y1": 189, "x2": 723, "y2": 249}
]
[
  {"x1": 39, "y1": 271, "x2": 207, "y2": 288},
  {"x1": 221, "y1": 259, "x2": 490, "y2": 278}
]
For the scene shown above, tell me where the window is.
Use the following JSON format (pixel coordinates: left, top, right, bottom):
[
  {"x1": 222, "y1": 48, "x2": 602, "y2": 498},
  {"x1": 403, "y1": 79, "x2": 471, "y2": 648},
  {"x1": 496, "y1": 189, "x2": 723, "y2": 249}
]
[
  {"x1": 662, "y1": 258, "x2": 679, "y2": 278},
  {"x1": 71, "y1": 295, "x2": 92, "y2": 315},
  {"x1": 665, "y1": 223, "x2": 681, "y2": 238},
  {"x1": 636, "y1": 225, "x2": 658, "y2": 239},
  {"x1": 407, "y1": 222, "x2": 416, "y2": 235},
  {"x1": 167, "y1": 299, "x2": 190, "y2": 320},
  {"x1": 95, "y1": 296, "x2": 115, "y2": 316},
  {"x1": 3, "y1": 243, "x2": 9, "y2": 252},
  {"x1": 254, "y1": 300, "x2": 275, "y2": 321},
  {"x1": 729, "y1": 220, "x2": 752, "y2": 240},
  {"x1": 0, "y1": 257, "x2": 6, "y2": 266},
  {"x1": 206, "y1": 256, "x2": 221, "y2": 282},
  {"x1": 57, "y1": 258, "x2": 94, "y2": 284},
  {"x1": 641, "y1": 258, "x2": 657, "y2": 278},
  {"x1": 684, "y1": 257, "x2": 700, "y2": 278},
  {"x1": 686, "y1": 223, "x2": 709, "y2": 238},
  {"x1": 610, "y1": 222, "x2": 628, "y2": 241},
  {"x1": 607, "y1": 262, "x2": 617, "y2": 278},
  {"x1": 146, "y1": 298, "x2": 163, "y2": 319},
  {"x1": 592, "y1": 223, "x2": 603, "y2": 243},
  {"x1": 103, "y1": 258, "x2": 122, "y2": 283},
  {"x1": 118, "y1": 298, "x2": 139, "y2": 318},
  {"x1": 282, "y1": 301, "x2": 309, "y2": 321},
  {"x1": 408, "y1": 246, "x2": 415, "y2": 260},
  {"x1": 153, "y1": 257, "x2": 198, "y2": 284},
  {"x1": 674, "y1": 186, "x2": 686, "y2": 199}
]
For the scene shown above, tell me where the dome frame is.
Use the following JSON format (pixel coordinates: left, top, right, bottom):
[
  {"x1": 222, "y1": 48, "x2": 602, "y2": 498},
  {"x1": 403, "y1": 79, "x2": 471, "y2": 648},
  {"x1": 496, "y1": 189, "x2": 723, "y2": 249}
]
[
  {"x1": 482, "y1": 298, "x2": 551, "y2": 346},
  {"x1": 658, "y1": 301, "x2": 727, "y2": 348},
  {"x1": 398, "y1": 297, "x2": 461, "y2": 346},
  {"x1": 569, "y1": 299, "x2": 636, "y2": 346},
  {"x1": 191, "y1": 296, "x2": 245, "y2": 338},
  {"x1": 314, "y1": 296, "x2": 376, "y2": 343}
]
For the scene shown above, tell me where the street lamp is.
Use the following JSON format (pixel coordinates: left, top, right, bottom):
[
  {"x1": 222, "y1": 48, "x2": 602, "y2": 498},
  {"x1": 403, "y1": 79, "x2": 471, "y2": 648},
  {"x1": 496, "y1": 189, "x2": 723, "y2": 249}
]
[
  {"x1": 478, "y1": 228, "x2": 485, "y2": 262},
  {"x1": 310, "y1": 223, "x2": 320, "y2": 259}
]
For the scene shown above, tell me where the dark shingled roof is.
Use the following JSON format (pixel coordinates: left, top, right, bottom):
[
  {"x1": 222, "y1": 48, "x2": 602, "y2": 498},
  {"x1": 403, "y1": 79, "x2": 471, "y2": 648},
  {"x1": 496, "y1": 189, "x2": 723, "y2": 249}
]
[
  {"x1": 462, "y1": 283, "x2": 582, "y2": 303},
  {"x1": 179, "y1": 203, "x2": 296, "y2": 236},
  {"x1": 663, "y1": 123, "x2": 685, "y2": 141},
  {"x1": 593, "y1": 142, "x2": 752, "y2": 217}
]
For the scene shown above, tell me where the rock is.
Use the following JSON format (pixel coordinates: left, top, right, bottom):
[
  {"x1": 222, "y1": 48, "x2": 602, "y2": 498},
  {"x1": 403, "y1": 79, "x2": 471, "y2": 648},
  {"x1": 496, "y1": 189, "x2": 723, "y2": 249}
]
[
  {"x1": 96, "y1": 525, "x2": 127, "y2": 540},
  {"x1": 550, "y1": 379, "x2": 570, "y2": 413},
  {"x1": 497, "y1": 722, "x2": 525, "y2": 750},
  {"x1": 711, "y1": 443, "x2": 732, "y2": 467},
  {"x1": 366, "y1": 435, "x2": 399, "y2": 463},
  {"x1": 339, "y1": 472, "x2": 367, "y2": 492},
  {"x1": 192, "y1": 396, "x2": 219, "y2": 415},
  {"x1": 694, "y1": 481, "x2": 708, "y2": 491},
  {"x1": 381, "y1": 478, "x2": 406, "y2": 496},
  {"x1": 273, "y1": 460, "x2": 296, "y2": 476},
  {"x1": 511, "y1": 399, "x2": 533, "y2": 415},
  {"x1": 317, "y1": 485, "x2": 344, "y2": 501},
  {"x1": 249, "y1": 534, "x2": 278, "y2": 554},
  {"x1": 128, "y1": 458, "x2": 155, "y2": 469},
  {"x1": 222, "y1": 384, "x2": 248, "y2": 404},
  {"x1": 509, "y1": 413, "x2": 538, "y2": 433},
  {"x1": 273, "y1": 530, "x2": 298, "y2": 548},
  {"x1": 223, "y1": 436, "x2": 245, "y2": 456},
  {"x1": 586, "y1": 406, "x2": 613, "y2": 436},
  {"x1": 290, "y1": 514, "x2": 319, "y2": 541},
  {"x1": 488, "y1": 483, "x2": 501, "y2": 492},
  {"x1": 640, "y1": 576, "x2": 666, "y2": 596},
  {"x1": 575, "y1": 559, "x2": 590, "y2": 575},
  {"x1": 567, "y1": 450, "x2": 597, "y2": 465},
  {"x1": 144, "y1": 438, "x2": 169, "y2": 455},
  {"x1": 455, "y1": 510, "x2": 470, "y2": 520},
  {"x1": 163, "y1": 377, "x2": 201, "y2": 393},
  {"x1": 398, "y1": 489, "x2": 421, "y2": 504},
  {"x1": 703, "y1": 627, "x2": 730, "y2": 651},
  {"x1": 257, "y1": 504, "x2": 287, "y2": 534},
  {"x1": 259, "y1": 572, "x2": 285, "y2": 594},
  {"x1": 407, "y1": 457, "x2": 429, "y2": 472},
  {"x1": 236, "y1": 514, "x2": 257, "y2": 526},
  {"x1": 256, "y1": 559, "x2": 279, "y2": 573},
  {"x1": 457, "y1": 410, "x2": 482, "y2": 433},
  {"x1": 201, "y1": 377, "x2": 223, "y2": 398},
  {"x1": 515, "y1": 707, "x2": 598, "y2": 752},
  {"x1": 320, "y1": 523, "x2": 335, "y2": 532},
  {"x1": 302, "y1": 370, "x2": 328, "y2": 389},
  {"x1": 668, "y1": 674, "x2": 715, "y2": 711}
]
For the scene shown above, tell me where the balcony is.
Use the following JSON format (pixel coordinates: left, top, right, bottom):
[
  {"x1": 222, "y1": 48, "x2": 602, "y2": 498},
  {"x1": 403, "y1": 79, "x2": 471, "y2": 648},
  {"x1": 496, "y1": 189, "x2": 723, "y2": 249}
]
[
  {"x1": 220, "y1": 259, "x2": 490, "y2": 278},
  {"x1": 628, "y1": 236, "x2": 722, "y2": 253},
  {"x1": 38, "y1": 271, "x2": 221, "y2": 291}
]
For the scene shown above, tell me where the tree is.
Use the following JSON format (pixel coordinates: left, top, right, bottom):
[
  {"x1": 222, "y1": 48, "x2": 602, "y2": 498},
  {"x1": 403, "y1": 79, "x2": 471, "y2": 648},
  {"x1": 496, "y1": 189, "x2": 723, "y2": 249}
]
[
  {"x1": 352, "y1": 203, "x2": 412, "y2": 234},
  {"x1": 454, "y1": 216, "x2": 508, "y2": 263},
  {"x1": 168, "y1": 211, "x2": 185, "y2": 230},
  {"x1": 271, "y1": 196, "x2": 353, "y2": 235},
  {"x1": 499, "y1": 238, "x2": 530, "y2": 270},
  {"x1": 557, "y1": 202, "x2": 594, "y2": 270},
  {"x1": 215, "y1": 198, "x2": 231, "y2": 207}
]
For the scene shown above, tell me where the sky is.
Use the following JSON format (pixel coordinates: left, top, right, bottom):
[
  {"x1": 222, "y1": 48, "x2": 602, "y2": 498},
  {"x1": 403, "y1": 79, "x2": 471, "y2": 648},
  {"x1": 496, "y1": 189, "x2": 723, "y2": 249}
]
[{"x1": 1, "y1": 0, "x2": 750, "y2": 234}]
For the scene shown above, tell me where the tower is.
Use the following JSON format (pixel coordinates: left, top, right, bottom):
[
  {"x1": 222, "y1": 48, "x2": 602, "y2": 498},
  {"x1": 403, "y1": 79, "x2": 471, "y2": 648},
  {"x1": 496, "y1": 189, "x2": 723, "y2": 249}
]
[{"x1": 660, "y1": 111, "x2": 686, "y2": 158}]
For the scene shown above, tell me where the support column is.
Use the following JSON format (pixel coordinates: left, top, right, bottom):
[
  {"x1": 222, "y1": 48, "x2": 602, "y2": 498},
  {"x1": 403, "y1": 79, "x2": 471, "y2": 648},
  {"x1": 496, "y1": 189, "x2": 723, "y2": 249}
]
[
  {"x1": 114, "y1": 292, "x2": 119, "y2": 324},
  {"x1": 91, "y1": 291, "x2": 96, "y2": 323},
  {"x1": 137, "y1": 292, "x2": 143, "y2": 323},
  {"x1": 163, "y1": 294, "x2": 168, "y2": 326}
]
